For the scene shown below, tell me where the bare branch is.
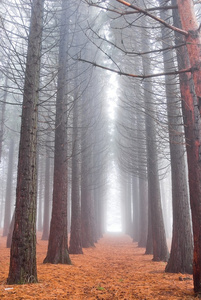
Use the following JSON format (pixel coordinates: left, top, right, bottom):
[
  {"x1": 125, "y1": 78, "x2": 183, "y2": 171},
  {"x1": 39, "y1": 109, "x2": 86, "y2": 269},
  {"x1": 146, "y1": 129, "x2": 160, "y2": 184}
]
[
  {"x1": 145, "y1": 5, "x2": 178, "y2": 12},
  {"x1": 116, "y1": 0, "x2": 189, "y2": 36},
  {"x1": 77, "y1": 58, "x2": 192, "y2": 79},
  {"x1": 88, "y1": 25, "x2": 186, "y2": 56},
  {"x1": 84, "y1": 0, "x2": 177, "y2": 15}
]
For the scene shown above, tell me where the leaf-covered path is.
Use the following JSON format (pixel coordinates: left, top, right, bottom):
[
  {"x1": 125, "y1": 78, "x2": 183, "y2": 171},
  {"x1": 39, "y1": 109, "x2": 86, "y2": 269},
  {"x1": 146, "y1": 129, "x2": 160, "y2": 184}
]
[{"x1": 0, "y1": 233, "x2": 194, "y2": 299}]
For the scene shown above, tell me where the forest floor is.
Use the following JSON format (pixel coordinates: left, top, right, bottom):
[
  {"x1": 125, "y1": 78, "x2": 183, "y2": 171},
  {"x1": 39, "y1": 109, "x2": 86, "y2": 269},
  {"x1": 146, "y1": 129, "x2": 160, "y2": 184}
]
[{"x1": 0, "y1": 232, "x2": 196, "y2": 299}]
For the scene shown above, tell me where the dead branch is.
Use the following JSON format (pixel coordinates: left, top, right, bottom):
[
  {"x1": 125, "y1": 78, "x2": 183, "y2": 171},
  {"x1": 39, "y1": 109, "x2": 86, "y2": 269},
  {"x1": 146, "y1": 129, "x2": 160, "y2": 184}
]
[
  {"x1": 116, "y1": 0, "x2": 189, "y2": 36},
  {"x1": 77, "y1": 57, "x2": 192, "y2": 79}
]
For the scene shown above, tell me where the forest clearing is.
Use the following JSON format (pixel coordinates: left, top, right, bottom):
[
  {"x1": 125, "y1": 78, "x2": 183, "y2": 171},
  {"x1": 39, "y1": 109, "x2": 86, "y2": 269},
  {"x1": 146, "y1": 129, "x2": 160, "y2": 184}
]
[{"x1": 0, "y1": 232, "x2": 194, "y2": 299}]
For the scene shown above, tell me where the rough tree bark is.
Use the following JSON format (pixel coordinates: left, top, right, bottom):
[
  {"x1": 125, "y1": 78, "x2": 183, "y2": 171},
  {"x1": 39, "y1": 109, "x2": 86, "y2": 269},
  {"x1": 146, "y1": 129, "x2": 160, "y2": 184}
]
[
  {"x1": 158, "y1": 0, "x2": 193, "y2": 274},
  {"x1": 172, "y1": 0, "x2": 201, "y2": 292},
  {"x1": 43, "y1": 0, "x2": 71, "y2": 264},
  {"x1": 7, "y1": 0, "x2": 44, "y2": 284}
]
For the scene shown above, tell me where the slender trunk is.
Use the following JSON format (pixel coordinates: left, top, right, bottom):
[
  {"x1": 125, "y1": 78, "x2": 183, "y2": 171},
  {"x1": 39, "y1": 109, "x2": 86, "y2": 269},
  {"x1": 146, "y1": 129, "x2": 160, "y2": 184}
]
[
  {"x1": 69, "y1": 90, "x2": 83, "y2": 254},
  {"x1": 43, "y1": 0, "x2": 71, "y2": 264},
  {"x1": 0, "y1": 75, "x2": 7, "y2": 162},
  {"x1": 6, "y1": 211, "x2": 15, "y2": 248},
  {"x1": 132, "y1": 176, "x2": 139, "y2": 242},
  {"x1": 160, "y1": 179, "x2": 171, "y2": 239},
  {"x1": 124, "y1": 175, "x2": 132, "y2": 236},
  {"x1": 138, "y1": 177, "x2": 148, "y2": 247},
  {"x1": 3, "y1": 139, "x2": 15, "y2": 236},
  {"x1": 136, "y1": 109, "x2": 148, "y2": 247},
  {"x1": 41, "y1": 140, "x2": 51, "y2": 240},
  {"x1": 80, "y1": 88, "x2": 96, "y2": 247},
  {"x1": 145, "y1": 199, "x2": 153, "y2": 255},
  {"x1": 37, "y1": 155, "x2": 43, "y2": 232},
  {"x1": 145, "y1": 95, "x2": 169, "y2": 261},
  {"x1": 95, "y1": 188, "x2": 104, "y2": 239},
  {"x1": 81, "y1": 165, "x2": 95, "y2": 247},
  {"x1": 142, "y1": 37, "x2": 169, "y2": 262},
  {"x1": 81, "y1": 129, "x2": 95, "y2": 247}
]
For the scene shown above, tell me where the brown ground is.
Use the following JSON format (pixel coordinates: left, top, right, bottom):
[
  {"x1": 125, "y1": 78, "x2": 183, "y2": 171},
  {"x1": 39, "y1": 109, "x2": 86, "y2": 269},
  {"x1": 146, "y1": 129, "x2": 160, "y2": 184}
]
[{"x1": 0, "y1": 232, "x2": 195, "y2": 299}]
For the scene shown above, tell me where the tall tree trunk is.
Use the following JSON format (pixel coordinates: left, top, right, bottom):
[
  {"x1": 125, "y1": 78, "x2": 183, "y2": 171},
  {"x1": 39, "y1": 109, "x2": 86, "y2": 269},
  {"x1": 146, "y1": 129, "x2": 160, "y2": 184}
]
[
  {"x1": 144, "y1": 79, "x2": 169, "y2": 261},
  {"x1": 81, "y1": 152, "x2": 95, "y2": 247},
  {"x1": 81, "y1": 99, "x2": 95, "y2": 248},
  {"x1": 142, "y1": 35, "x2": 169, "y2": 261},
  {"x1": 138, "y1": 177, "x2": 148, "y2": 247},
  {"x1": 41, "y1": 139, "x2": 51, "y2": 240},
  {"x1": 0, "y1": 75, "x2": 7, "y2": 162},
  {"x1": 145, "y1": 199, "x2": 153, "y2": 255},
  {"x1": 43, "y1": 0, "x2": 71, "y2": 264},
  {"x1": 132, "y1": 176, "x2": 139, "y2": 242},
  {"x1": 94, "y1": 186, "x2": 105, "y2": 239},
  {"x1": 92, "y1": 126, "x2": 106, "y2": 239},
  {"x1": 6, "y1": 211, "x2": 15, "y2": 248},
  {"x1": 37, "y1": 154, "x2": 43, "y2": 232},
  {"x1": 7, "y1": 0, "x2": 44, "y2": 284},
  {"x1": 136, "y1": 108, "x2": 148, "y2": 247},
  {"x1": 172, "y1": 0, "x2": 201, "y2": 292},
  {"x1": 158, "y1": 0, "x2": 193, "y2": 274},
  {"x1": 3, "y1": 138, "x2": 15, "y2": 236},
  {"x1": 125, "y1": 175, "x2": 132, "y2": 236},
  {"x1": 69, "y1": 87, "x2": 83, "y2": 254}
]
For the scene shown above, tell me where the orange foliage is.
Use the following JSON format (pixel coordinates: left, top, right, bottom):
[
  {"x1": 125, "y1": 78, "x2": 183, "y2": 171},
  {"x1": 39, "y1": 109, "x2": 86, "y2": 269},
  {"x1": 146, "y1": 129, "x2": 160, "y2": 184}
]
[{"x1": 0, "y1": 232, "x2": 194, "y2": 299}]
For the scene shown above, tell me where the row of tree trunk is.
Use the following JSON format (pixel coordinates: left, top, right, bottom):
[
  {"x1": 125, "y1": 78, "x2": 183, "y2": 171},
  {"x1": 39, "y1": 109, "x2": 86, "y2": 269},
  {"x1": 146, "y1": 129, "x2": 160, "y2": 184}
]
[{"x1": 3, "y1": 0, "x2": 201, "y2": 295}]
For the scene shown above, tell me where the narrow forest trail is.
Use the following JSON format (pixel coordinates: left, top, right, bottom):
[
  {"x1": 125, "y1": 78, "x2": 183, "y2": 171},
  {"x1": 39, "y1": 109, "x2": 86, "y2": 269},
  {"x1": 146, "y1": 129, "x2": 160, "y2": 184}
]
[{"x1": 0, "y1": 232, "x2": 194, "y2": 299}]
